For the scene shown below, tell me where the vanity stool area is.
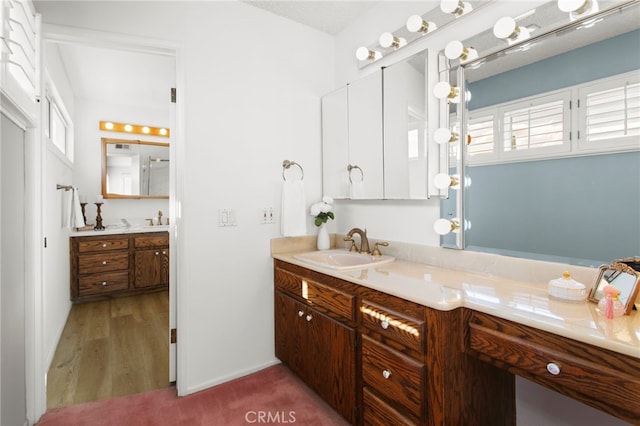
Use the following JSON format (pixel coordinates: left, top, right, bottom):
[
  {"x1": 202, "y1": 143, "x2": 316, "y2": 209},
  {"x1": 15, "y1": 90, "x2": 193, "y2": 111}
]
[
  {"x1": 70, "y1": 231, "x2": 169, "y2": 302},
  {"x1": 272, "y1": 253, "x2": 640, "y2": 426}
]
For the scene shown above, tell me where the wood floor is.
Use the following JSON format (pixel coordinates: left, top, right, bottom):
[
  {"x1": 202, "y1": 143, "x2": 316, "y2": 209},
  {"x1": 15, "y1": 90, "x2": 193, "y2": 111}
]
[{"x1": 47, "y1": 290, "x2": 169, "y2": 409}]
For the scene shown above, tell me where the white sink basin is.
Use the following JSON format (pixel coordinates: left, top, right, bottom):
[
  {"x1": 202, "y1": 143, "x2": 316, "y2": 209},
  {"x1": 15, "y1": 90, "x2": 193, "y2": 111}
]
[{"x1": 294, "y1": 249, "x2": 394, "y2": 271}]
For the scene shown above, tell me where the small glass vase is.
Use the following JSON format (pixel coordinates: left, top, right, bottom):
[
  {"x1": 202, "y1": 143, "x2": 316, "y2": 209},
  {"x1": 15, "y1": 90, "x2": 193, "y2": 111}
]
[{"x1": 317, "y1": 222, "x2": 330, "y2": 251}]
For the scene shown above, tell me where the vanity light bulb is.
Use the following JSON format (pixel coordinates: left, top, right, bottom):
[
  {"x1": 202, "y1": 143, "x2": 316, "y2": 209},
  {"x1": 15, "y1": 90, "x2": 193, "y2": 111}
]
[
  {"x1": 434, "y1": 173, "x2": 459, "y2": 190},
  {"x1": 379, "y1": 32, "x2": 406, "y2": 49},
  {"x1": 406, "y1": 15, "x2": 435, "y2": 33},
  {"x1": 105, "y1": 122, "x2": 114, "y2": 130},
  {"x1": 494, "y1": 16, "x2": 531, "y2": 44},
  {"x1": 433, "y1": 81, "x2": 458, "y2": 101},
  {"x1": 142, "y1": 126, "x2": 150, "y2": 134},
  {"x1": 558, "y1": 0, "x2": 589, "y2": 13},
  {"x1": 356, "y1": 46, "x2": 370, "y2": 61},
  {"x1": 124, "y1": 124, "x2": 133, "y2": 132},
  {"x1": 440, "y1": 0, "x2": 472, "y2": 16},
  {"x1": 445, "y1": 40, "x2": 478, "y2": 63},
  {"x1": 433, "y1": 218, "x2": 460, "y2": 235},
  {"x1": 159, "y1": 128, "x2": 168, "y2": 136},
  {"x1": 434, "y1": 128, "x2": 457, "y2": 144}
]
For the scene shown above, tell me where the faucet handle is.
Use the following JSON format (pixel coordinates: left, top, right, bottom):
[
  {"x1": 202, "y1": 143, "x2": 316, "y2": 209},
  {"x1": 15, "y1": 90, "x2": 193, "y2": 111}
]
[
  {"x1": 343, "y1": 237, "x2": 358, "y2": 252},
  {"x1": 146, "y1": 218, "x2": 154, "y2": 226},
  {"x1": 372, "y1": 241, "x2": 389, "y2": 257}
]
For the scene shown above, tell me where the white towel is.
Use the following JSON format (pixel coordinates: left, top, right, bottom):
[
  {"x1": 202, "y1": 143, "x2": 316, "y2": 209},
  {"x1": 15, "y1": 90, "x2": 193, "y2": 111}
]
[
  {"x1": 62, "y1": 187, "x2": 86, "y2": 229},
  {"x1": 281, "y1": 180, "x2": 306, "y2": 236},
  {"x1": 350, "y1": 181, "x2": 365, "y2": 199}
]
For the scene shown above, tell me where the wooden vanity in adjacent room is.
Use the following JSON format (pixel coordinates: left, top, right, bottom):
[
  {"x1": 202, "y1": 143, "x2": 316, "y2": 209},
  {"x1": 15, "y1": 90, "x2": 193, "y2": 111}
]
[
  {"x1": 272, "y1": 245, "x2": 640, "y2": 426},
  {"x1": 70, "y1": 231, "x2": 169, "y2": 302}
]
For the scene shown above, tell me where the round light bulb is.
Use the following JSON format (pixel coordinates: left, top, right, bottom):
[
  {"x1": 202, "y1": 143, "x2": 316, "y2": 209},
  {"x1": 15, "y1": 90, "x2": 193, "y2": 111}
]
[
  {"x1": 445, "y1": 40, "x2": 464, "y2": 60},
  {"x1": 105, "y1": 122, "x2": 114, "y2": 130},
  {"x1": 434, "y1": 128, "x2": 456, "y2": 144},
  {"x1": 433, "y1": 81, "x2": 454, "y2": 99},
  {"x1": 159, "y1": 128, "x2": 168, "y2": 136},
  {"x1": 434, "y1": 173, "x2": 454, "y2": 190},
  {"x1": 356, "y1": 46, "x2": 370, "y2": 61},
  {"x1": 558, "y1": 0, "x2": 589, "y2": 13},
  {"x1": 440, "y1": 0, "x2": 463, "y2": 14},
  {"x1": 407, "y1": 15, "x2": 434, "y2": 33},
  {"x1": 434, "y1": 218, "x2": 459, "y2": 235},
  {"x1": 379, "y1": 32, "x2": 395, "y2": 48},
  {"x1": 124, "y1": 124, "x2": 133, "y2": 132},
  {"x1": 493, "y1": 16, "x2": 518, "y2": 40},
  {"x1": 142, "y1": 126, "x2": 150, "y2": 134}
]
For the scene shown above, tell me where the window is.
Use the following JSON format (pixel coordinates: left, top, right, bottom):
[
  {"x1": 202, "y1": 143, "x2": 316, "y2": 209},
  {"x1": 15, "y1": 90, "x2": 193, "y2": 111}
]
[
  {"x1": 579, "y1": 72, "x2": 640, "y2": 152},
  {"x1": 44, "y1": 75, "x2": 74, "y2": 162},
  {"x1": 502, "y1": 98, "x2": 565, "y2": 152},
  {"x1": 468, "y1": 112, "x2": 495, "y2": 157}
]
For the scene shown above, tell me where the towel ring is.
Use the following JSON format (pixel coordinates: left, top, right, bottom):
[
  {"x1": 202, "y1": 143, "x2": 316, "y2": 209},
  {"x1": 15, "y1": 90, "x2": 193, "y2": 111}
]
[
  {"x1": 347, "y1": 164, "x2": 364, "y2": 183},
  {"x1": 282, "y1": 160, "x2": 304, "y2": 181}
]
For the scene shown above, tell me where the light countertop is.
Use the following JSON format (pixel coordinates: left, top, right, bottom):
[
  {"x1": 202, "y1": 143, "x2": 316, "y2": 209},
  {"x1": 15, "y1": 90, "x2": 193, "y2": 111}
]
[
  {"x1": 272, "y1": 245, "x2": 640, "y2": 359},
  {"x1": 70, "y1": 225, "x2": 170, "y2": 237}
]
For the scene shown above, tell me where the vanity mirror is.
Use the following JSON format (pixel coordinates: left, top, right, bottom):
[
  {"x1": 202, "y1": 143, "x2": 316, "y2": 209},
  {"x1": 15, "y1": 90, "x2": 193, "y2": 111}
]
[
  {"x1": 441, "y1": 0, "x2": 640, "y2": 266},
  {"x1": 101, "y1": 138, "x2": 169, "y2": 199},
  {"x1": 589, "y1": 259, "x2": 640, "y2": 315}
]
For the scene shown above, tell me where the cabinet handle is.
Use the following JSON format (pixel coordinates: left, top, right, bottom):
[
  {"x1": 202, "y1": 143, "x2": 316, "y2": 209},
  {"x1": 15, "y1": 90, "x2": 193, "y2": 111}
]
[
  {"x1": 101, "y1": 281, "x2": 107, "y2": 286},
  {"x1": 102, "y1": 261, "x2": 107, "y2": 265},
  {"x1": 306, "y1": 314, "x2": 313, "y2": 322},
  {"x1": 102, "y1": 243, "x2": 107, "y2": 248},
  {"x1": 381, "y1": 320, "x2": 389, "y2": 330},
  {"x1": 297, "y1": 310, "x2": 304, "y2": 317},
  {"x1": 546, "y1": 362, "x2": 561, "y2": 376},
  {"x1": 382, "y1": 369, "x2": 392, "y2": 379}
]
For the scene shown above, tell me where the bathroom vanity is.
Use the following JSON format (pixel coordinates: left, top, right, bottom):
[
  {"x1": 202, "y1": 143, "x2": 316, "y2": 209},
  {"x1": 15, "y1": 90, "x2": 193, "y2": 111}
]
[
  {"x1": 272, "y1": 243, "x2": 640, "y2": 425},
  {"x1": 70, "y1": 230, "x2": 169, "y2": 302}
]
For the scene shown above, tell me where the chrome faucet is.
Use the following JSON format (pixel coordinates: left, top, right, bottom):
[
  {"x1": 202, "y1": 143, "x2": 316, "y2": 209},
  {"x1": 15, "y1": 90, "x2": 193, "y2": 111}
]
[{"x1": 344, "y1": 228, "x2": 370, "y2": 254}]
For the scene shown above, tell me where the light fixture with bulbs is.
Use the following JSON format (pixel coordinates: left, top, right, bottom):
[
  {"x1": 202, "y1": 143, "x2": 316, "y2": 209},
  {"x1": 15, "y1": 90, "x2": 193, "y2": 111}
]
[
  {"x1": 434, "y1": 173, "x2": 460, "y2": 190},
  {"x1": 406, "y1": 15, "x2": 436, "y2": 34},
  {"x1": 558, "y1": 0, "x2": 599, "y2": 20},
  {"x1": 355, "y1": 46, "x2": 382, "y2": 62},
  {"x1": 493, "y1": 16, "x2": 532, "y2": 44},
  {"x1": 433, "y1": 81, "x2": 460, "y2": 103},
  {"x1": 434, "y1": 128, "x2": 459, "y2": 144},
  {"x1": 379, "y1": 32, "x2": 407, "y2": 49},
  {"x1": 440, "y1": 0, "x2": 473, "y2": 17},
  {"x1": 99, "y1": 121, "x2": 170, "y2": 137},
  {"x1": 444, "y1": 40, "x2": 479, "y2": 63},
  {"x1": 433, "y1": 218, "x2": 461, "y2": 235}
]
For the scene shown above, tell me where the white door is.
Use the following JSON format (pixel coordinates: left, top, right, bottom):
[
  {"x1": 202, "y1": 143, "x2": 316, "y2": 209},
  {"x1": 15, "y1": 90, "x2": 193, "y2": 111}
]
[{"x1": 1, "y1": 113, "x2": 28, "y2": 426}]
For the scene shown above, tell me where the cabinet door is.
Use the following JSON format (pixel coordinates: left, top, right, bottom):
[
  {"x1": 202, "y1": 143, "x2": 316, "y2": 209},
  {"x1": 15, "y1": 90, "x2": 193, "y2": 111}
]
[
  {"x1": 134, "y1": 248, "x2": 169, "y2": 288},
  {"x1": 321, "y1": 86, "x2": 350, "y2": 199},
  {"x1": 306, "y1": 307, "x2": 356, "y2": 424},
  {"x1": 348, "y1": 70, "x2": 384, "y2": 199},
  {"x1": 274, "y1": 292, "x2": 306, "y2": 378}
]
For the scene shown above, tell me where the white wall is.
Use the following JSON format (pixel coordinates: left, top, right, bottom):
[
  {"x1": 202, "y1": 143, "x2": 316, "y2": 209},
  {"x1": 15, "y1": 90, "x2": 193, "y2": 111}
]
[
  {"x1": 35, "y1": 0, "x2": 334, "y2": 397},
  {"x1": 333, "y1": 1, "x2": 628, "y2": 425}
]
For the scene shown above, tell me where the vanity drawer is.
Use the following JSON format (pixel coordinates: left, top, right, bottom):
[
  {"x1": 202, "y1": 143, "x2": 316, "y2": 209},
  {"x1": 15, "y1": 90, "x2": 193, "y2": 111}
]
[
  {"x1": 362, "y1": 335, "x2": 425, "y2": 418},
  {"x1": 134, "y1": 234, "x2": 169, "y2": 249},
  {"x1": 78, "y1": 237, "x2": 129, "y2": 253},
  {"x1": 78, "y1": 271, "x2": 129, "y2": 296},
  {"x1": 78, "y1": 252, "x2": 129, "y2": 275},
  {"x1": 361, "y1": 299, "x2": 425, "y2": 354},
  {"x1": 466, "y1": 312, "x2": 640, "y2": 422},
  {"x1": 363, "y1": 387, "x2": 417, "y2": 426},
  {"x1": 274, "y1": 268, "x2": 355, "y2": 323}
]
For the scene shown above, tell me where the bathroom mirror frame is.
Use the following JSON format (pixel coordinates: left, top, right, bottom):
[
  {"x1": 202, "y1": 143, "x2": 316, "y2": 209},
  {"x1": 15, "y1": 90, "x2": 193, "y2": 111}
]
[
  {"x1": 441, "y1": 0, "x2": 640, "y2": 264},
  {"x1": 588, "y1": 260, "x2": 640, "y2": 315},
  {"x1": 101, "y1": 137, "x2": 170, "y2": 199}
]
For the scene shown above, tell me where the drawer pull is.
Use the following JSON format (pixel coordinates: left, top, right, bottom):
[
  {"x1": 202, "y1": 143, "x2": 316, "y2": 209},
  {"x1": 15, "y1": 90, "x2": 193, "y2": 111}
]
[
  {"x1": 102, "y1": 261, "x2": 107, "y2": 265},
  {"x1": 155, "y1": 251, "x2": 160, "y2": 256},
  {"x1": 306, "y1": 314, "x2": 313, "y2": 322},
  {"x1": 381, "y1": 320, "x2": 389, "y2": 330},
  {"x1": 101, "y1": 281, "x2": 107, "y2": 286},
  {"x1": 382, "y1": 369, "x2": 392, "y2": 379},
  {"x1": 162, "y1": 251, "x2": 167, "y2": 255},
  {"x1": 102, "y1": 243, "x2": 107, "y2": 248},
  {"x1": 546, "y1": 362, "x2": 561, "y2": 376},
  {"x1": 298, "y1": 310, "x2": 304, "y2": 317}
]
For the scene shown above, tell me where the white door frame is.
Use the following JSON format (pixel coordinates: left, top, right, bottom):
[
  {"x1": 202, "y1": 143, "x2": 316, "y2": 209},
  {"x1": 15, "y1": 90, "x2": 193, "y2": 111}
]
[{"x1": 33, "y1": 24, "x2": 185, "y2": 421}]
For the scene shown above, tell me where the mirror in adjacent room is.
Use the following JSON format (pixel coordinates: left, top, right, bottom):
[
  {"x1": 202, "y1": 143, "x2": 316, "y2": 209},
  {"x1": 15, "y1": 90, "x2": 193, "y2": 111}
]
[
  {"x1": 453, "y1": 0, "x2": 640, "y2": 266},
  {"x1": 101, "y1": 138, "x2": 170, "y2": 199},
  {"x1": 589, "y1": 260, "x2": 640, "y2": 315}
]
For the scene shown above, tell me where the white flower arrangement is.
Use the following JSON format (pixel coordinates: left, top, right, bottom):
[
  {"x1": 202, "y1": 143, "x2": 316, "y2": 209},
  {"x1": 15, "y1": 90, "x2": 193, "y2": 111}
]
[{"x1": 310, "y1": 196, "x2": 335, "y2": 227}]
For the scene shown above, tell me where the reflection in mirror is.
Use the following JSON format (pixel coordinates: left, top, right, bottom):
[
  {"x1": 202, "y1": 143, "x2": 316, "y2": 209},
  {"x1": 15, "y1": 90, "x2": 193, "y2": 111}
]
[
  {"x1": 102, "y1": 138, "x2": 169, "y2": 199},
  {"x1": 448, "y1": 0, "x2": 640, "y2": 266},
  {"x1": 589, "y1": 261, "x2": 640, "y2": 315}
]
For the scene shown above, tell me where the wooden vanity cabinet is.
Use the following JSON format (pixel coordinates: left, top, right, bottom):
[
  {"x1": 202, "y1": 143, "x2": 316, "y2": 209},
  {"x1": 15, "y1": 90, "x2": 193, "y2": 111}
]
[
  {"x1": 466, "y1": 311, "x2": 640, "y2": 424},
  {"x1": 70, "y1": 232, "x2": 169, "y2": 302},
  {"x1": 274, "y1": 261, "x2": 357, "y2": 424}
]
